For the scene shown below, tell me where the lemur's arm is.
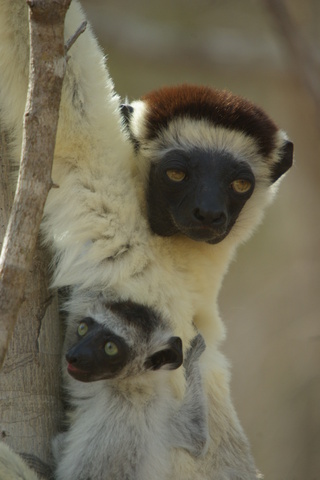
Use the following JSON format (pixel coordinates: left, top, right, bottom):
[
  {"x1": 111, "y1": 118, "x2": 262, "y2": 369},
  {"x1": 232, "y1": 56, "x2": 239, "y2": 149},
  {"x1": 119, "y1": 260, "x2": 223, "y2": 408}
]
[
  {"x1": 0, "y1": 0, "x2": 146, "y2": 291},
  {"x1": 170, "y1": 333, "x2": 209, "y2": 457},
  {"x1": 0, "y1": 0, "x2": 121, "y2": 162}
]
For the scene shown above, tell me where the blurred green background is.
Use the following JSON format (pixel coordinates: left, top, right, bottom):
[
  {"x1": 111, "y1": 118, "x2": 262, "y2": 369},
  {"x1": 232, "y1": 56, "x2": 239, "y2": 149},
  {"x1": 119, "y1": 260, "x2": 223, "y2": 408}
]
[{"x1": 81, "y1": 1, "x2": 320, "y2": 478}]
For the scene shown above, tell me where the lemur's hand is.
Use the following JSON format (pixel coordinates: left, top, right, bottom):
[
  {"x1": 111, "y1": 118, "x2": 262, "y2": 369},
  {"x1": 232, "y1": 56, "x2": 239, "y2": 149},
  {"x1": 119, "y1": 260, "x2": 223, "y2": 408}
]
[{"x1": 184, "y1": 333, "x2": 206, "y2": 374}]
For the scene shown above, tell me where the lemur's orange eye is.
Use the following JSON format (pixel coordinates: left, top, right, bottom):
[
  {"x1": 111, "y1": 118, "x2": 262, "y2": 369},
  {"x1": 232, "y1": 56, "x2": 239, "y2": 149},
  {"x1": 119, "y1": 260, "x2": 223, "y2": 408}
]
[
  {"x1": 231, "y1": 179, "x2": 252, "y2": 194},
  {"x1": 166, "y1": 169, "x2": 186, "y2": 182}
]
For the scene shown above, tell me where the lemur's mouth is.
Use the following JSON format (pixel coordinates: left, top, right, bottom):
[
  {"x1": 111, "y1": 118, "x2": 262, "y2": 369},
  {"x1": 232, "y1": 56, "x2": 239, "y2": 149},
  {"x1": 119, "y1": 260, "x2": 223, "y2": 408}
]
[
  {"x1": 67, "y1": 363, "x2": 92, "y2": 382},
  {"x1": 67, "y1": 362, "x2": 83, "y2": 373},
  {"x1": 180, "y1": 225, "x2": 229, "y2": 244}
]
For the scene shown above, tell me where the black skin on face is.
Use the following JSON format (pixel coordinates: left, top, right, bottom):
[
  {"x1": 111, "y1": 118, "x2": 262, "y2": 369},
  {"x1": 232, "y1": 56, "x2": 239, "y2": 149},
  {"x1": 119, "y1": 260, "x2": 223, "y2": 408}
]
[
  {"x1": 66, "y1": 318, "x2": 129, "y2": 382},
  {"x1": 147, "y1": 148, "x2": 255, "y2": 244},
  {"x1": 66, "y1": 312, "x2": 183, "y2": 383}
]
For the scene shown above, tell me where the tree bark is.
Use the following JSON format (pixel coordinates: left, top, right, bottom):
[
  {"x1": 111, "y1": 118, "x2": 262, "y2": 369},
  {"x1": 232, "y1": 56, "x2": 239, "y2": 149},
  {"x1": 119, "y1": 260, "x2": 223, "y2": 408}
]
[
  {"x1": 0, "y1": 0, "x2": 72, "y2": 463},
  {"x1": 0, "y1": 125, "x2": 62, "y2": 462},
  {"x1": 0, "y1": 0, "x2": 70, "y2": 368}
]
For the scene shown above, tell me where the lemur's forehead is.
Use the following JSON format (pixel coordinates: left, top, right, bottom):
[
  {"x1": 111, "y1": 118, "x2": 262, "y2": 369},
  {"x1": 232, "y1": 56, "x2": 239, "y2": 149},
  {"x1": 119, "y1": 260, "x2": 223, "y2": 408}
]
[
  {"x1": 87, "y1": 300, "x2": 168, "y2": 341},
  {"x1": 143, "y1": 120, "x2": 272, "y2": 181},
  {"x1": 106, "y1": 301, "x2": 162, "y2": 334},
  {"x1": 153, "y1": 119, "x2": 260, "y2": 162},
  {"x1": 131, "y1": 99, "x2": 288, "y2": 182},
  {"x1": 139, "y1": 84, "x2": 279, "y2": 157}
]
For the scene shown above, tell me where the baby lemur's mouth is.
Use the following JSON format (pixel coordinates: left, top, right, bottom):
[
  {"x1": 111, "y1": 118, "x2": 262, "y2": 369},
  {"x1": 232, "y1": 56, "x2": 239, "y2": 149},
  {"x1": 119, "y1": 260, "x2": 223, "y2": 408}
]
[{"x1": 67, "y1": 363, "x2": 92, "y2": 382}]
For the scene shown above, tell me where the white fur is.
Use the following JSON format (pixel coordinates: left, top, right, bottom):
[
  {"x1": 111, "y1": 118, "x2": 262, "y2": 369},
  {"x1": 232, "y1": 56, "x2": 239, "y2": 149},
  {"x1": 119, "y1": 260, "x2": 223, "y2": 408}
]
[{"x1": 0, "y1": 1, "x2": 289, "y2": 478}]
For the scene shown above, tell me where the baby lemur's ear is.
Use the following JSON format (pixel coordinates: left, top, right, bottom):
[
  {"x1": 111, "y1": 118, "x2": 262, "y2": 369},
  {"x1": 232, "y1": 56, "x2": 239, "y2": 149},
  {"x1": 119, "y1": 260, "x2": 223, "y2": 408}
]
[{"x1": 144, "y1": 337, "x2": 183, "y2": 371}]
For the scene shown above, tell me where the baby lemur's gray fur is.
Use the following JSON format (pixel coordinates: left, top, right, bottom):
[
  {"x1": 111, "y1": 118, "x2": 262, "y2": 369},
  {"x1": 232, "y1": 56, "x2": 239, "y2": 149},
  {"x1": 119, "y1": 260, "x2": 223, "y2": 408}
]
[{"x1": 54, "y1": 299, "x2": 208, "y2": 480}]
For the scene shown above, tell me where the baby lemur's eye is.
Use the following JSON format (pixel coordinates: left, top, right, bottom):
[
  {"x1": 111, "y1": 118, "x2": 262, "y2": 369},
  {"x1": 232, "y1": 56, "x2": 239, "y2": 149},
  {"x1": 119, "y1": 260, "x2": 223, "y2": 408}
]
[
  {"x1": 78, "y1": 322, "x2": 88, "y2": 336},
  {"x1": 105, "y1": 341, "x2": 118, "y2": 356}
]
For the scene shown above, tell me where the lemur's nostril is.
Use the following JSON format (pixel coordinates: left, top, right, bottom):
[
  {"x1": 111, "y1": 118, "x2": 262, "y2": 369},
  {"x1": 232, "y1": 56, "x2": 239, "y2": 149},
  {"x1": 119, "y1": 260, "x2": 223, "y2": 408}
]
[{"x1": 193, "y1": 208, "x2": 227, "y2": 226}]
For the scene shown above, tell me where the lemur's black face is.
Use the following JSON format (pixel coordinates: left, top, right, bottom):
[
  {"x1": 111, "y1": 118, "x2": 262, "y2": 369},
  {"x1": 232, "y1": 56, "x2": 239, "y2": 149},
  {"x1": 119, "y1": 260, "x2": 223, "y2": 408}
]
[
  {"x1": 66, "y1": 317, "x2": 129, "y2": 382},
  {"x1": 147, "y1": 148, "x2": 255, "y2": 244},
  {"x1": 66, "y1": 313, "x2": 183, "y2": 383}
]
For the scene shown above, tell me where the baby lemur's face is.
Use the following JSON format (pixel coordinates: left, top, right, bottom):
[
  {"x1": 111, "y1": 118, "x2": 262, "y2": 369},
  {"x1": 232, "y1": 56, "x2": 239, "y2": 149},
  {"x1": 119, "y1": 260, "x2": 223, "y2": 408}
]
[
  {"x1": 66, "y1": 302, "x2": 183, "y2": 383},
  {"x1": 66, "y1": 316, "x2": 130, "y2": 382}
]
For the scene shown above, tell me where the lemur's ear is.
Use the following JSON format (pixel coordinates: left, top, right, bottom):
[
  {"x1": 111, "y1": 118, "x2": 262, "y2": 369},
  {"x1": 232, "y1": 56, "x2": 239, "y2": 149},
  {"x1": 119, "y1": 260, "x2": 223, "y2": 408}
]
[
  {"x1": 120, "y1": 104, "x2": 134, "y2": 126},
  {"x1": 270, "y1": 140, "x2": 293, "y2": 183},
  {"x1": 144, "y1": 337, "x2": 183, "y2": 371},
  {"x1": 120, "y1": 103, "x2": 140, "y2": 152}
]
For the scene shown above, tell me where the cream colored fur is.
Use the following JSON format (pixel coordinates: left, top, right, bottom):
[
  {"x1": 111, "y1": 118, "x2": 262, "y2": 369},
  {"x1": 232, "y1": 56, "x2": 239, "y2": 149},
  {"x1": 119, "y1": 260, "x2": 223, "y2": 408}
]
[
  {"x1": 0, "y1": 443, "x2": 40, "y2": 480},
  {"x1": 0, "y1": 1, "x2": 289, "y2": 478}
]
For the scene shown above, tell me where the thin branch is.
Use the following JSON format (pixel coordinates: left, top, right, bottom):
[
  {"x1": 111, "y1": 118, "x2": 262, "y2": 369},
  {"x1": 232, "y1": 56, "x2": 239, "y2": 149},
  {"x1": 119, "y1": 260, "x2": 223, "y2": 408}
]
[
  {"x1": 0, "y1": 0, "x2": 71, "y2": 368},
  {"x1": 65, "y1": 19, "x2": 87, "y2": 52},
  {"x1": 263, "y1": 0, "x2": 320, "y2": 122}
]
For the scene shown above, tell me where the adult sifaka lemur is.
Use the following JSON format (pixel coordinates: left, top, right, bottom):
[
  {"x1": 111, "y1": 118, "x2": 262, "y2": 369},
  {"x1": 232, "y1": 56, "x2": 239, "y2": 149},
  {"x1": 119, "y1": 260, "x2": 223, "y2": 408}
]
[{"x1": 0, "y1": 1, "x2": 292, "y2": 478}]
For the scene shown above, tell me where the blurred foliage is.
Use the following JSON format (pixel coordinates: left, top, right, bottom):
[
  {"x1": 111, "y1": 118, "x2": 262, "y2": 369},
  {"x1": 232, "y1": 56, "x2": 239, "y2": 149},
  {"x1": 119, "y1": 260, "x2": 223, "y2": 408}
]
[{"x1": 82, "y1": 1, "x2": 320, "y2": 479}]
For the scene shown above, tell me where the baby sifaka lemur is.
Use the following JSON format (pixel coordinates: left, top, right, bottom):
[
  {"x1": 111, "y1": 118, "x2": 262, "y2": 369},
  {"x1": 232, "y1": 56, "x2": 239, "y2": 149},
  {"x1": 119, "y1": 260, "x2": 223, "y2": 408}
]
[{"x1": 53, "y1": 299, "x2": 208, "y2": 480}]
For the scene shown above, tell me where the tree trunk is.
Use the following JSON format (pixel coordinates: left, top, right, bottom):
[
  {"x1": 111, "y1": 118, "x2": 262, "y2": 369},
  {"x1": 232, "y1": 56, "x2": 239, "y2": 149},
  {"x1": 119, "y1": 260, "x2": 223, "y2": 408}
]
[{"x1": 0, "y1": 126, "x2": 62, "y2": 463}]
